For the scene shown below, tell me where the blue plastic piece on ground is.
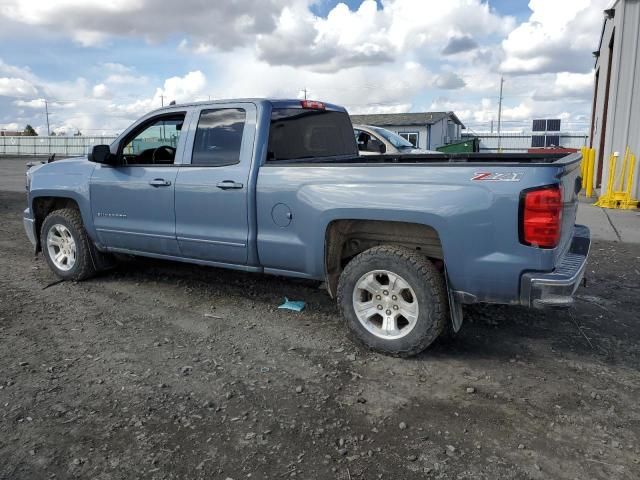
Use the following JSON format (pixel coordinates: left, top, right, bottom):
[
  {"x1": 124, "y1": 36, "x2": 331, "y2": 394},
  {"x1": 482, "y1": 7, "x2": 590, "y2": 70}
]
[{"x1": 278, "y1": 297, "x2": 306, "y2": 312}]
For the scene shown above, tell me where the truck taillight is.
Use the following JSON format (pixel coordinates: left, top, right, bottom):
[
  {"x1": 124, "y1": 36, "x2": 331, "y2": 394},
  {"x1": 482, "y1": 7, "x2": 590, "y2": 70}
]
[
  {"x1": 520, "y1": 185, "x2": 563, "y2": 248},
  {"x1": 300, "y1": 100, "x2": 325, "y2": 110}
]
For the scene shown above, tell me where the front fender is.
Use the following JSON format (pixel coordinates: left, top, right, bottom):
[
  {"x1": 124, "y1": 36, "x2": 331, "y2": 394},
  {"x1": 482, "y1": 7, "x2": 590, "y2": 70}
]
[{"x1": 28, "y1": 158, "x2": 98, "y2": 243}]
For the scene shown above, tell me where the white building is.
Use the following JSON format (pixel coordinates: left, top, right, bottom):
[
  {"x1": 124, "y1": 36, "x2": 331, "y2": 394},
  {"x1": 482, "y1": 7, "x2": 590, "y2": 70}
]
[
  {"x1": 590, "y1": 0, "x2": 640, "y2": 197},
  {"x1": 349, "y1": 112, "x2": 465, "y2": 150}
]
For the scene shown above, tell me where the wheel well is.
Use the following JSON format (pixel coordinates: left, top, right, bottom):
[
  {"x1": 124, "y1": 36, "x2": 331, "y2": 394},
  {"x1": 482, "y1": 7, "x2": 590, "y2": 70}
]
[
  {"x1": 32, "y1": 197, "x2": 80, "y2": 250},
  {"x1": 325, "y1": 220, "x2": 444, "y2": 297}
]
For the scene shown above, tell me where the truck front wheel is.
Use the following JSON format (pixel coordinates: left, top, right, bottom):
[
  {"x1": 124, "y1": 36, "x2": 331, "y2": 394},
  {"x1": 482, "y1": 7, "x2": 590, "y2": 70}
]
[
  {"x1": 337, "y1": 245, "x2": 448, "y2": 357},
  {"x1": 40, "y1": 208, "x2": 97, "y2": 281}
]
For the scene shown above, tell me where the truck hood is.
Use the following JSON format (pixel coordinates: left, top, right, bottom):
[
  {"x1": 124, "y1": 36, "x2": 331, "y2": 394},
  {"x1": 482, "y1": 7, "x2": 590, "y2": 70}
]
[
  {"x1": 27, "y1": 156, "x2": 96, "y2": 191},
  {"x1": 28, "y1": 156, "x2": 92, "y2": 175}
]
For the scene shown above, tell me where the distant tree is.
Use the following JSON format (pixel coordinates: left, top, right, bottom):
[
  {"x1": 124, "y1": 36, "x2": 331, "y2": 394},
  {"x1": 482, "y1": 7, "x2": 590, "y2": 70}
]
[
  {"x1": 50, "y1": 131, "x2": 57, "y2": 136},
  {"x1": 74, "y1": 129, "x2": 82, "y2": 136},
  {"x1": 24, "y1": 124, "x2": 38, "y2": 136}
]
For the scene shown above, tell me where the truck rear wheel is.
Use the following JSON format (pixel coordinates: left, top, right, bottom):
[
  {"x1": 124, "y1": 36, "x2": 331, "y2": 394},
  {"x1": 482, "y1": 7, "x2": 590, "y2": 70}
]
[
  {"x1": 40, "y1": 208, "x2": 97, "y2": 281},
  {"x1": 337, "y1": 245, "x2": 447, "y2": 357}
]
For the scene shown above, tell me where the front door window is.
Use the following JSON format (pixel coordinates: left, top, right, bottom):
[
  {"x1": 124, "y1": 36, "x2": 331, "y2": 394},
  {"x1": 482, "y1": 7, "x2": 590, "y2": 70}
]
[{"x1": 121, "y1": 114, "x2": 185, "y2": 165}]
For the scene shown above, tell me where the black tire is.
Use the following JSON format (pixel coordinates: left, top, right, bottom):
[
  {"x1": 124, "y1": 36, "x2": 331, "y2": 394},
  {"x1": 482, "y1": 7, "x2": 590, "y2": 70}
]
[
  {"x1": 40, "y1": 208, "x2": 97, "y2": 281},
  {"x1": 337, "y1": 245, "x2": 448, "y2": 357}
]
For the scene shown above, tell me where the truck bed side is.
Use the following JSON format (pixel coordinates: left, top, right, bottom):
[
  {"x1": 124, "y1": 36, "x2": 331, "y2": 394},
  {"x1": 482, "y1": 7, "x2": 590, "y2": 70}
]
[{"x1": 255, "y1": 156, "x2": 581, "y2": 305}]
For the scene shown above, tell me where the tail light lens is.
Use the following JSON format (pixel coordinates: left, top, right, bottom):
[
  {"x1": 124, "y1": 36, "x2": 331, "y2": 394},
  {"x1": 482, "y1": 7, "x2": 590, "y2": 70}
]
[{"x1": 521, "y1": 185, "x2": 563, "y2": 248}]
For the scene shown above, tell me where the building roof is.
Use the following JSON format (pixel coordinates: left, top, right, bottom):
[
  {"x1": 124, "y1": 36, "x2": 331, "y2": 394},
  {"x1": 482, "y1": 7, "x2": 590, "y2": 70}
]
[{"x1": 349, "y1": 111, "x2": 466, "y2": 129}]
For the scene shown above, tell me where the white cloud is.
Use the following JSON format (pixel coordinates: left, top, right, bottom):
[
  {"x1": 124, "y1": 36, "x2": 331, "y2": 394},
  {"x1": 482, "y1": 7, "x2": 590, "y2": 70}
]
[
  {"x1": 92, "y1": 83, "x2": 111, "y2": 99},
  {"x1": 205, "y1": 50, "x2": 434, "y2": 114},
  {"x1": 102, "y1": 62, "x2": 133, "y2": 73},
  {"x1": 0, "y1": 59, "x2": 37, "y2": 82},
  {"x1": 108, "y1": 70, "x2": 207, "y2": 117},
  {"x1": 0, "y1": 122, "x2": 20, "y2": 131},
  {"x1": 0, "y1": 77, "x2": 38, "y2": 96},
  {"x1": 433, "y1": 72, "x2": 466, "y2": 90},
  {"x1": 0, "y1": 1, "x2": 603, "y2": 134},
  {"x1": 533, "y1": 71, "x2": 594, "y2": 100},
  {"x1": 0, "y1": 0, "x2": 513, "y2": 73},
  {"x1": 500, "y1": 0, "x2": 609, "y2": 74},
  {"x1": 442, "y1": 34, "x2": 479, "y2": 55},
  {"x1": 13, "y1": 97, "x2": 46, "y2": 108},
  {"x1": 256, "y1": 0, "x2": 513, "y2": 72},
  {"x1": 104, "y1": 73, "x2": 148, "y2": 85},
  {"x1": 0, "y1": 0, "x2": 291, "y2": 48},
  {"x1": 256, "y1": 1, "x2": 395, "y2": 72}
]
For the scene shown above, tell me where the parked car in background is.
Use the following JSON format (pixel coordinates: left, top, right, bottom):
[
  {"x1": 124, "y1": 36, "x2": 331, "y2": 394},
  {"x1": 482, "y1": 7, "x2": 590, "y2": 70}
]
[
  {"x1": 354, "y1": 124, "x2": 438, "y2": 155},
  {"x1": 24, "y1": 99, "x2": 590, "y2": 357}
]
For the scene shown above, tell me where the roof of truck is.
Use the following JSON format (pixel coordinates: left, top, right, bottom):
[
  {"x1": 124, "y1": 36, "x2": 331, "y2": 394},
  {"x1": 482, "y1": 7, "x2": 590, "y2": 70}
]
[{"x1": 149, "y1": 98, "x2": 348, "y2": 113}]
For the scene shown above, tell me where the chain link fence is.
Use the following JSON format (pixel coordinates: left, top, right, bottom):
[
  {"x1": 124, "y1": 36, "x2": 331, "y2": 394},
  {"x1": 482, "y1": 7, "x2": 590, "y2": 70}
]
[
  {"x1": 1, "y1": 133, "x2": 590, "y2": 156},
  {"x1": 0, "y1": 136, "x2": 117, "y2": 157},
  {"x1": 464, "y1": 133, "x2": 589, "y2": 152}
]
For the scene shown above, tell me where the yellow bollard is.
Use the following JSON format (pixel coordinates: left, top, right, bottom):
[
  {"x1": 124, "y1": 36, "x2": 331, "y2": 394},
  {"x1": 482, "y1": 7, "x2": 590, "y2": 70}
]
[
  {"x1": 594, "y1": 147, "x2": 639, "y2": 209},
  {"x1": 595, "y1": 152, "x2": 618, "y2": 207},
  {"x1": 617, "y1": 147, "x2": 630, "y2": 192},
  {"x1": 585, "y1": 148, "x2": 596, "y2": 198},
  {"x1": 580, "y1": 147, "x2": 589, "y2": 190},
  {"x1": 606, "y1": 153, "x2": 617, "y2": 198},
  {"x1": 620, "y1": 152, "x2": 639, "y2": 209}
]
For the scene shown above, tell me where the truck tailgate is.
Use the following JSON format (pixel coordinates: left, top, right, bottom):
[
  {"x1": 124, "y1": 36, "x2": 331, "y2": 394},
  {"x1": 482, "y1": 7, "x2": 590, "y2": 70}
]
[{"x1": 555, "y1": 153, "x2": 583, "y2": 261}]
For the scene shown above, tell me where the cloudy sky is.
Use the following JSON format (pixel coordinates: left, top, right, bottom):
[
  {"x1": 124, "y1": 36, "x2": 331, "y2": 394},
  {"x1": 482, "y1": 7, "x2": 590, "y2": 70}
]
[{"x1": 0, "y1": 0, "x2": 607, "y2": 135}]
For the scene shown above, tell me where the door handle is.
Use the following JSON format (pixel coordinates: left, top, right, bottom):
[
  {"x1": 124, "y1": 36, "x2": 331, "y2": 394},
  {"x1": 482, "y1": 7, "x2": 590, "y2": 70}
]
[
  {"x1": 216, "y1": 180, "x2": 244, "y2": 190},
  {"x1": 149, "y1": 178, "x2": 172, "y2": 187}
]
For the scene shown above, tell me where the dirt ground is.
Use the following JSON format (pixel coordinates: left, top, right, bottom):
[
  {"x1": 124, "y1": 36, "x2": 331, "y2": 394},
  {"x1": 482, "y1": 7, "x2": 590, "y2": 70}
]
[{"x1": 1, "y1": 158, "x2": 639, "y2": 480}]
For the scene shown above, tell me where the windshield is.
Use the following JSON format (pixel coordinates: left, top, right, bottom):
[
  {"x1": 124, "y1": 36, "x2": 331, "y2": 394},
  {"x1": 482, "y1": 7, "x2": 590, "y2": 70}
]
[{"x1": 369, "y1": 126, "x2": 415, "y2": 149}]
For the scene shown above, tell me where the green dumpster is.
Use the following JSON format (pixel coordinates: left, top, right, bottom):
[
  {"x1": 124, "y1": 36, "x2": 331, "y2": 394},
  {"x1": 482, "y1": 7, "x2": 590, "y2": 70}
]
[{"x1": 436, "y1": 137, "x2": 479, "y2": 153}]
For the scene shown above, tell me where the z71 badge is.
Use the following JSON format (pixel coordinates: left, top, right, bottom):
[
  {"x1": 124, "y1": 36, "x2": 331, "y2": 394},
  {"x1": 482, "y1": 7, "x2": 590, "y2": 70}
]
[{"x1": 471, "y1": 172, "x2": 524, "y2": 182}]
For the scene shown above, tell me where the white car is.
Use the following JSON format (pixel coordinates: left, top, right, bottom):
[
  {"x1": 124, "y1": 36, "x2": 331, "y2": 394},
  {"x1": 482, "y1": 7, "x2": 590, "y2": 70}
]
[{"x1": 353, "y1": 124, "x2": 439, "y2": 155}]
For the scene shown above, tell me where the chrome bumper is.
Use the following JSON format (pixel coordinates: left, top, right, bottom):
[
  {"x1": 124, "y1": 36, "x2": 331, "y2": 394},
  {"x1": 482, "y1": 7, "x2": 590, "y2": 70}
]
[
  {"x1": 23, "y1": 209, "x2": 37, "y2": 247},
  {"x1": 520, "y1": 225, "x2": 591, "y2": 308}
]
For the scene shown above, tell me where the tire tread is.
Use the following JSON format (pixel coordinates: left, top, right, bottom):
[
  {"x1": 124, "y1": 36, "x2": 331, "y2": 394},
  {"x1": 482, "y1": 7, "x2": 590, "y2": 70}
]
[
  {"x1": 40, "y1": 208, "x2": 97, "y2": 281},
  {"x1": 337, "y1": 245, "x2": 448, "y2": 357}
]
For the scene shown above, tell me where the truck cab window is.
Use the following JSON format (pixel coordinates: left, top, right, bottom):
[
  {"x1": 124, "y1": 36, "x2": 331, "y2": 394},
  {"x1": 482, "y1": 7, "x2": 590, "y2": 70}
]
[
  {"x1": 192, "y1": 108, "x2": 246, "y2": 167},
  {"x1": 121, "y1": 114, "x2": 185, "y2": 165},
  {"x1": 267, "y1": 108, "x2": 358, "y2": 161}
]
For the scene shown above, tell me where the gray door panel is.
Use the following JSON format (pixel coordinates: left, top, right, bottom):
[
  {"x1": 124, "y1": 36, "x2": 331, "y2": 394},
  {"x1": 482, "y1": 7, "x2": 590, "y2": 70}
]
[
  {"x1": 175, "y1": 103, "x2": 256, "y2": 264},
  {"x1": 91, "y1": 165, "x2": 180, "y2": 255},
  {"x1": 90, "y1": 112, "x2": 191, "y2": 255}
]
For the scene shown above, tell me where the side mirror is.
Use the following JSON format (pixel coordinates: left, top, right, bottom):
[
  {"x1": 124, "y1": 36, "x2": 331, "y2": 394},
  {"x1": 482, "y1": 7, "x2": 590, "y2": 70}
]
[
  {"x1": 88, "y1": 144, "x2": 115, "y2": 164},
  {"x1": 378, "y1": 143, "x2": 386, "y2": 154}
]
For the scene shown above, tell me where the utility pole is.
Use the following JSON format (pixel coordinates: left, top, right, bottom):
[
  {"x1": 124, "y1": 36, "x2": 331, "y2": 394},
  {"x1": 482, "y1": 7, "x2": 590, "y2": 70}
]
[
  {"x1": 44, "y1": 99, "x2": 51, "y2": 136},
  {"x1": 160, "y1": 95, "x2": 164, "y2": 107},
  {"x1": 496, "y1": 76, "x2": 504, "y2": 152},
  {"x1": 302, "y1": 88, "x2": 308, "y2": 100},
  {"x1": 490, "y1": 119, "x2": 494, "y2": 134}
]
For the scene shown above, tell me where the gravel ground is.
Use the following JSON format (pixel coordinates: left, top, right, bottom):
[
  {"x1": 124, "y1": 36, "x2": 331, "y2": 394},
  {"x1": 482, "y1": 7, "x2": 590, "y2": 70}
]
[{"x1": 1, "y1": 159, "x2": 640, "y2": 479}]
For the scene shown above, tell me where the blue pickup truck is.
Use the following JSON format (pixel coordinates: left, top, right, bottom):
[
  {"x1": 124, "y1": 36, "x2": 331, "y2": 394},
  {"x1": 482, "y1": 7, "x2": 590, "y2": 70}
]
[{"x1": 24, "y1": 98, "x2": 590, "y2": 356}]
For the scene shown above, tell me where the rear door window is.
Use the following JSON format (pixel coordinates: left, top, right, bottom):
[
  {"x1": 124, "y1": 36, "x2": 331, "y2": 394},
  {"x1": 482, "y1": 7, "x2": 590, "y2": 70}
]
[
  {"x1": 192, "y1": 108, "x2": 246, "y2": 167},
  {"x1": 267, "y1": 108, "x2": 358, "y2": 162}
]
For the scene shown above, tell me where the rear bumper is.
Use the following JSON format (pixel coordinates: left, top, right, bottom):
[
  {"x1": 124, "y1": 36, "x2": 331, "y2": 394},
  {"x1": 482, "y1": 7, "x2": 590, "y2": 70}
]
[
  {"x1": 23, "y1": 209, "x2": 37, "y2": 247},
  {"x1": 520, "y1": 225, "x2": 591, "y2": 308}
]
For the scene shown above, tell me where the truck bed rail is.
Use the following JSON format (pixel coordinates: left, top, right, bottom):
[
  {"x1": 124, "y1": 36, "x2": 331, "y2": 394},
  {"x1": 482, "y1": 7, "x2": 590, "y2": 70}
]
[{"x1": 267, "y1": 152, "x2": 581, "y2": 166}]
